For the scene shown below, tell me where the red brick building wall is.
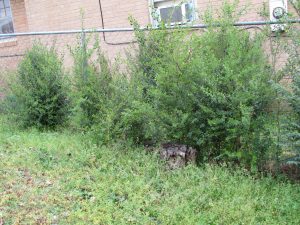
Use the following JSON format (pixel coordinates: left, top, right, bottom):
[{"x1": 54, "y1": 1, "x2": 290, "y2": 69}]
[{"x1": 0, "y1": 0, "x2": 298, "y2": 71}]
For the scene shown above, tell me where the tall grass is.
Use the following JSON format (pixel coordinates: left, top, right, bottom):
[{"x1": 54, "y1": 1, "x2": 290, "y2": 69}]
[{"x1": 0, "y1": 115, "x2": 299, "y2": 224}]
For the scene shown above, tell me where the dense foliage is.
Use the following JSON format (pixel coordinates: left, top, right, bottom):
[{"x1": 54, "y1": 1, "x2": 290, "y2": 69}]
[
  {"x1": 6, "y1": 44, "x2": 69, "y2": 129},
  {"x1": 118, "y1": 6, "x2": 275, "y2": 168},
  {"x1": 284, "y1": 35, "x2": 300, "y2": 153},
  {"x1": 0, "y1": 2, "x2": 299, "y2": 224},
  {"x1": 289, "y1": 74, "x2": 300, "y2": 152},
  {"x1": 70, "y1": 36, "x2": 112, "y2": 129},
  {"x1": 0, "y1": 116, "x2": 299, "y2": 224},
  {"x1": 1, "y1": 2, "x2": 299, "y2": 171}
]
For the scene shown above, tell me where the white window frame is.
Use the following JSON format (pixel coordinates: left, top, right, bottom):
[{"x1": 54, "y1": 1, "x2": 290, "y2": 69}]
[{"x1": 149, "y1": 0, "x2": 198, "y2": 27}]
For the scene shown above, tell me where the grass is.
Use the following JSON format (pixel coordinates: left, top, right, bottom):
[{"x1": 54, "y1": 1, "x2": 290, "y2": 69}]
[{"x1": 0, "y1": 115, "x2": 299, "y2": 224}]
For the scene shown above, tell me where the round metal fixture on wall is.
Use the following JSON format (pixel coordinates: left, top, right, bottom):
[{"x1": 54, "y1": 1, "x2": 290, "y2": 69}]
[{"x1": 272, "y1": 7, "x2": 285, "y2": 19}]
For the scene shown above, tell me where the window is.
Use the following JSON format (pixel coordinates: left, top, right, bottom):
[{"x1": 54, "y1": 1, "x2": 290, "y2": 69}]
[
  {"x1": 0, "y1": 0, "x2": 14, "y2": 35},
  {"x1": 150, "y1": 0, "x2": 197, "y2": 26}
]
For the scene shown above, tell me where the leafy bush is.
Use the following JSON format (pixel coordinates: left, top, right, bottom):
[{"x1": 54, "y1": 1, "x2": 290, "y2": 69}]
[
  {"x1": 116, "y1": 19, "x2": 188, "y2": 145},
  {"x1": 70, "y1": 34, "x2": 112, "y2": 129},
  {"x1": 121, "y1": 3, "x2": 275, "y2": 168},
  {"x1": 272, "y1": 9, "x2": 300, "y2": 156},
  {"x1": 67, "y1": 2, "x2": 294, "y2": 170},
  {"x1": 89, "y1": 73, "x2": 133, "y2": 144},
  {"x1": 289, "y1": 74, "x2": 300, "y2": 153},
  {"x1": 0, "y1": 71, "x2": 14, "y2": 114},
  {"x1": 283, "y1": 39, "x2": 300, "y2": 154},
  {"x1": 8, "y1": 43, "x2": 69, "y2": 129},
  {"x1": 286, "y1": 17, "x2": 300, "y2": 154}
]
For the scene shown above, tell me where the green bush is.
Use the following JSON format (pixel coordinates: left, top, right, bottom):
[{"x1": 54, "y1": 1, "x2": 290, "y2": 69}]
[
  {"x1": 8, "y1": 43, "x2": 69, "y2": 129},
  {"x1": 274, "y1": 13, "x2": 300, "y2": 155},
  {"x1": 68, "y1": 2, "x2": 289, "y2": 170},
  {"x1": 286, "y1": 20, "x2": 300, "y2": 154},
  {"x1": 289, "y1": 74, "x2": 300, "y2": 153},
  {"x1": 283, "y1": 59, "x2": 300, "y2": 154},
  {"x1": 121, "y1": 3, "x2": 275, "y2": 168},
  {"x1": 115, "y1": 19, "x2": 187, "y2": 145},
  {"x1": 89, "y1": 73, "x2": 133, "y2": 144},
  {"x1": 70, "y1": 35, "x2": 112, "y2": 129},
  {"x1": 0, "y1": 71, "x2": 14, "y2": 114}
]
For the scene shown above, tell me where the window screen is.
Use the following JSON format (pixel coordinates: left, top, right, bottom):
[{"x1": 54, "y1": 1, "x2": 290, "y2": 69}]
[
  {"x1": 185, "y1": 3, "x2": 194, "y2": 21},
  {"x1": 160, "y1": 6, "x2": 183, "y2": 23},
  {"x1": 0, "y1": 0, "x2": 14, "y2": 34}
]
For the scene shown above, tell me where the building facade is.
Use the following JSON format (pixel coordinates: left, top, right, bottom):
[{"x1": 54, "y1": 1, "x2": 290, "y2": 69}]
[{"x1": 0, "y1": 0, "x2": 297, "y2": 70}]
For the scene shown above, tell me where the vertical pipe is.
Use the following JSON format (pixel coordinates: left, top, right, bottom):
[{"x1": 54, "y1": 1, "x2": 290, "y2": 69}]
[{"x1": 81, "y1": 30, "x2": 88, "y2": 82}]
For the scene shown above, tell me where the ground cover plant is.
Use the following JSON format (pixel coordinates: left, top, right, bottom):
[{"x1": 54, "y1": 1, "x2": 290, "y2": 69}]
[{"x1": 0, "y1": 115, "x2": 299, "y2": 224}]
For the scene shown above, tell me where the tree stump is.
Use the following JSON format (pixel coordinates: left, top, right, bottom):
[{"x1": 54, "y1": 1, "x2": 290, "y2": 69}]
[
  {"x1": 261, "y1": 155, "x2": 300, "y2": 181},
  {"x1": 160, "y1": 143, "x2": 197, "y2": 169},
  {"x1": 280, "y1": 155, "x2": 300, "y2": 181}
]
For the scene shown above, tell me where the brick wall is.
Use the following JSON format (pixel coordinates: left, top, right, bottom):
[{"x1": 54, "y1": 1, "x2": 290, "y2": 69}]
[
  {"x1": 0, "y1": 0, "x2": 151, "y2": 70},
  {"x1": 0, "y1": 0, "x2": 29, "y2": 71},
  {"x1": 0, "y1": 0, "x2": 298, "y2": 71}
]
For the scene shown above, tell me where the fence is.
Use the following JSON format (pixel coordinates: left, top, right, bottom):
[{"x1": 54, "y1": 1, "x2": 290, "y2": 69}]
[
  {"x1": 0, "y1": 19, "x2": 300, "y2": 71},
  {"x1": 0, "y1": 29, "x2": 136, "y2": 70}
]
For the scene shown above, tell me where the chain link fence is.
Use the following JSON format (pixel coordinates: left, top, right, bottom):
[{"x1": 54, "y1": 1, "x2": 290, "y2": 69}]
[
  {"x1": 0, "y1": 20, "x2": 299, "y2": 111},
  {"x1": 0, "y1": 19, "x2": 299, "y2": 70},
  {"x1": 0, "y1": 30, "x2": 137, "y2": 71}
]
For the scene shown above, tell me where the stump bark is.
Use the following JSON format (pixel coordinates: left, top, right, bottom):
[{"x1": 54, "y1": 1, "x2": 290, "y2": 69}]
[{"x1": 160, "y1": 143, "x2": 197, "y2": 169}]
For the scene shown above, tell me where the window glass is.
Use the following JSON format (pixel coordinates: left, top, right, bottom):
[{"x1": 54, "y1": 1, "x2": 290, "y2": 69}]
[
  {"x1": 160, "y1": 6, "x2": 183, "y2": 23},
  {"x1": 0, "y1": 0, "x2": 14, "y2": 35},
  {"x1": 185, "y1": 3, "x2": 194, "y2": 21},
  {"x1": 153, "y1": 0, "x2": 196, "y2": 25},
  {"x1": 0, "y1": 8, "x2": 5, "y2": 17},
  {"x1": 6, "y1": 7, "x2": 11, "y2": 17}
]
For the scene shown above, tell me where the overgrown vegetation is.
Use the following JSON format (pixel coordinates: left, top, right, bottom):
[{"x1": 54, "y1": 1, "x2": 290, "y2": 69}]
[
  {"x1": 83, "y1": 3, "x2": 277, "y2": 169},
  {"x1": 128, "y1": 8, "x2": 275, "y2": 169},
  {"x1": 0, "y1": 1, "x2": 299, "y2": 223},
  {"x1": 0, "y1": 116, "x2": 299, "y2": 224},
  {"x1": 70, "y1": 35, "x2": 113, "y2": 129},
  {"x1": 289, "y1": 75, "x2": 300, "y2": 152},
  {"x1": 3, "y1": 44, "x2": 69, "y2": 129},
  {"x1": 284, "y1": 2, "x2": 300, "y2": 154},
  {"x1": 1, "y1": 2, "x2": 299, "y2": 173},
  {"x1": 264, "y1": 1, "x2": 300, "y2": 160}
]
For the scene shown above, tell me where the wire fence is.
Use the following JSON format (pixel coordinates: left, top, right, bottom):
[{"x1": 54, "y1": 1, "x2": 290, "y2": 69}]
[
  {"x1": 0, "y1": 30, "x2": 136, "y2": 70},
  {"x1": 0, "y1": 19, "x2": 300, "y2": 71},
  {"x1": 0, "y1": 20, "x2": 298, "y2": 107}
]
